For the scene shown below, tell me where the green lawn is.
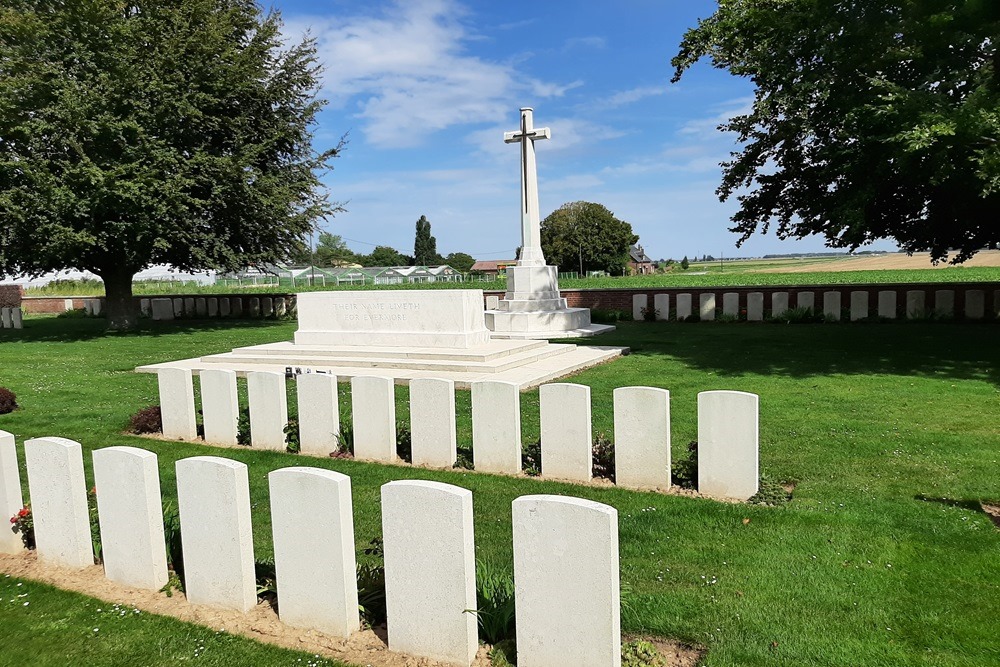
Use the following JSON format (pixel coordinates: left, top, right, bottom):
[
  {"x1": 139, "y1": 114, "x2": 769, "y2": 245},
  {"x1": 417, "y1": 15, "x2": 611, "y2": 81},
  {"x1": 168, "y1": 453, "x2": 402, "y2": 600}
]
[{"x1": 0, "y1": 317, "x2": 998, "y2": 666}]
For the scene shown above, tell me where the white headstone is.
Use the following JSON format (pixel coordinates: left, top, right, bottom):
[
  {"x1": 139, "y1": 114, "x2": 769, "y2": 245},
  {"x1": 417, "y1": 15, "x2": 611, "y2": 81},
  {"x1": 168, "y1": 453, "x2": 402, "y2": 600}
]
[
  {"x1": 151, "y1": 298, "x2": 174, "y2": 321},
  {"x1": 850, "y1": 291, "x2": 869, "y2": 321},
  {"x1": 471, "y1": 380, "x2": 522, "y2": 474},
  {"x1": 965, "y1": 289, "x2": 985, "y2": 320},
  {"x1": 262, "y1": 297, "x2": 274, "y2": 317},
  {"x1": 231, "y1": 297, "x2": 243, "y2": 317},
  {"x1": 219, "y1": 297, "x2": 231, "y2": 317},
  {"x1": 935, "y1": 290, "x2": 955, "y2": 317},
  {"x1": 613, "y1": 387, "x2": 670, "y2": 489},
  {"x1": 247, "y1": 371, "x2": 289, "y2": 451},
  {"x1": 797, "y1": 291, "x2": 815, "y2": 311},
  {"x1": 183, "y1": 297, "x2": 195, "y2": 316},
  {"x1": 513, "y1": 495, "x2": 620, "y2": 667},
  {"x1": 63, "y1": 298, "x2": 73, "y2": 311},
  {"x1": 676, "y1": 293, "x2": 692, "y2": 320},
  {"x1": 200, "y1": 369, "x2": 239, "y2": 446},
  {"x1": 172, "y1": 298, "x2": 183, "y2": 318},
  {"x1": 83, "y1": 299, "x2": 93, "y2": 316},
  {"x1": 906, "y1": 290, "x2": 926, "y2": 318},
  {"x1": 823, "y1": 291, "x2": 841, "y2": 320},
  {"x1": 410, "y1": 378, "x2": 457, "y2": 467},
  {"x1": 23, "y1": 437, "x2": 93, "y2": 568},
  {"x1": 10, "y1": 308, "x2": 21, "y2": 329},
  {"x1": 772, "y1": 292, "x2": 789, "y2": 317},
  {"x1": 248, "y1": 297, "x2": 261, "y2": 317},
  {"x1": 486, "y1": 295, "x2": 500, "y2": 310},
  {"x1": 158, "y1": 368, "x2": 198, "y2": 441},
  {"x1": 0, "y1": 308, "x2": 10, "y2": 328},
  {"x1": 351, "y1": 376, "x2": 396, "y2": 462},
  {"x1": 0, "y1": 431, "x2": 24, "y2": 553},
  {"x1": 296, "y1": 373, "x2": 341, "y2": 456},
  {"x1": 208, "y1": 297, "x2": 219, "y2": 318},
  {"x1": 195, "y1": 297, "x2": 208, "y2": 318},
  {"x1": 632, "y1": 294, "x2": 647, "y2": 321},
  {"x1": 540, "y1": 383, "x2": 592, "y2": 482},
  {"x1": 176, "y1": 456, "x2": 256, "y2": 612},
  {"x1": 270, "y1": 467, "x2": 359, "y2": 637},
  {"x1": 140, "y1": 298, "x2": 151, "y2": 316},
  {"x1": 699, "y1": 293, "x2": 716, "y2": 320},
  {"x1": 92, "y1": 447, "x2": 168, "y2": 590},
  {"x1": 747, "y1": 292, "x2": 764, "y2": 321},
  {"x1": 722, "y1": 292, "x2": 739, "y2": 317},
  {"x1": 878, "y1": 291, "x2": 897, "y2": 319},
  {"x1": 697, "y1": 391, "x2": 759, "y2": 500},
  {"x1": 653, "y1": 294, "x2": 669, "y2": 321},
  {"x1": 381, "y1": 480, "x2": 477, "y2": 666},
  {"x1": 275, "y1": 297, "x2": 287, "y2": 318}
]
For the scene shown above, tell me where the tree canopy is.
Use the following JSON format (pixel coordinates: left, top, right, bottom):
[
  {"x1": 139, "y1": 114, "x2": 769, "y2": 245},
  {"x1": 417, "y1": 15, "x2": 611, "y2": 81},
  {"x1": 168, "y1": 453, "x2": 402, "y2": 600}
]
[
  {"x1": 672, "y1": 0, "x2": 1000, "y2": 263},
  {"x1": 540, "y1": 202, "x2": 638, "y2": 275},
  {"x1": 444, "y1": 252, "x2": 475, "y2": 273},
  {"x1": 413, "y1": 215, "x2": 440, "y2": 265},
  {"x1": 358, "y1": 245, "x2": 409, "y2": 267},
  {"x1": 313, "y1": 233, "x2": 357, "y2": 267},
  {"x1": 0, "y1": 0, "x2": 341, "y2": 328}
]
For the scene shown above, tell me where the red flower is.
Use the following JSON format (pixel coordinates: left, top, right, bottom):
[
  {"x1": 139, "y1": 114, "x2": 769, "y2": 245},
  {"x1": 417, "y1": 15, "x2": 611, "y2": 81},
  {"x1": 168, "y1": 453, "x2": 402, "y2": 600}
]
[
  {"x1": 9, "y1": 517, "x2": 15, "y2": 524},
  {"x1": 17, "y1": 507, "x2": 28, "y2": 518}
]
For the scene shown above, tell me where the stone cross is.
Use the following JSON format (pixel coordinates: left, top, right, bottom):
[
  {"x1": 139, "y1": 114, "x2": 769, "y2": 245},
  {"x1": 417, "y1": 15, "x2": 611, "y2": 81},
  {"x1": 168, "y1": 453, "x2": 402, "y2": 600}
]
[{"x1": 504, "y1": 107, "x2": 550, "y2": 267}]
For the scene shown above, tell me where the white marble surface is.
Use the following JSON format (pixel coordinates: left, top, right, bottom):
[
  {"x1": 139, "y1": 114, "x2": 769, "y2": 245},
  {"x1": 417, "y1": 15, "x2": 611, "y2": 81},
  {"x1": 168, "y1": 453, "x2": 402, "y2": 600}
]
[
  {"x1": 24, "y1": 437, "x2": 93, "y2": 568},
  {"x1": 613, "y1": 387, "x2": 670, "y2": 489},
  {"x1": 697, "y1": 391, "x2": 759, "y2": 500}
]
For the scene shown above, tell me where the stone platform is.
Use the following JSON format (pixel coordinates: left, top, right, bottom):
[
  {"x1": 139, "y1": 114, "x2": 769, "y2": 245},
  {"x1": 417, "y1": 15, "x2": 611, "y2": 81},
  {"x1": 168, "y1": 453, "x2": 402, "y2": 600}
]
[{"x1": 136, "y1": 338, "x2": 626, "y2": 389}]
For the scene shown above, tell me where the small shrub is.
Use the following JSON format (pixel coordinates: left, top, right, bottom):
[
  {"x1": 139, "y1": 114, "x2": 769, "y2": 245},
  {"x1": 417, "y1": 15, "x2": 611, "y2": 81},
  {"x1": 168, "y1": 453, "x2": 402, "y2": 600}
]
[
  {"x1": 749, "y1": 475, "x2": 792, "y2": 506},
  {"x1": 717, "y1": 313, "x2": 739, "y2": 323},
  {"x1": 55, "y1": 308, "x2": 89, "y2": 319},
  {"x1": 640, "y1": 306, "x2": 659, "y2": 322},
  {"x1": 88, "y1": 487, "x2": 102, "y2": 564},
  {"x1": 592, "y1": 432, "x2": 615, "y2": 481},
  {"x1": 454, "y1": 446, "x2": 474, "y2": 470},
  {"x1": 591, "y1": 308, "x2": 630, "y2": 324},
  {"x1": 254, "y1": 556, "x2": 277, "y2": 600},
  {"x1": 237, "y1": 407, "x2": 252, "y2": 446},
  {"x1": 522, "y1": 441, "x2": 541, "y2": 476},
  {"x1": 9, "y1": 505, "x2": 34, "y2": 549},
  {"x1": 469, "y1": 560, "x2": 516, "y2": 645},
  {"x1": 162, "y1": 501, "x2": 184, "y2": 581},
  {"x1": 671, "y1": 441, "x2": 698, "y2": 489},
  {"x1": 396, "y1": 423, "x2": 412, "y2": 463},
  {"x1": 128, "y1": 405, "x2": 162, "y2": 434},
  {"x1": 487, "y1": 639, "x2": 516, "y2": 667},
  {"x1": 329, "y1": 422, "x2": 354, "y2": 458},
  {"x1": 0, "y1": 388, "x2": 17, "y2": 415},
  {"x1": 357, "y1": 538, "x2": 387, "y2": 626},
  {"x1": 771, "y1": 307, "x2": 823, "y2": 324},
  {"x1": 622, "y1": 639, "x2": 668, "y2": 667},
  {"x1": 283, "y1": 418, "x2": 300, "y2": 454}
]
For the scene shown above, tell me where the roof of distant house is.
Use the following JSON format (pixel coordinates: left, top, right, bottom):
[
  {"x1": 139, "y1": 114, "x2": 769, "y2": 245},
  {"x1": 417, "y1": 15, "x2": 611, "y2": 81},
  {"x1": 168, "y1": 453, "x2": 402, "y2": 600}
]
[
  {"x1": 629, "y1": 245, "x2": 653, "y2": 264},
  {"x1": 471, "y1": 259, "x2": 518, "y2": 272}
]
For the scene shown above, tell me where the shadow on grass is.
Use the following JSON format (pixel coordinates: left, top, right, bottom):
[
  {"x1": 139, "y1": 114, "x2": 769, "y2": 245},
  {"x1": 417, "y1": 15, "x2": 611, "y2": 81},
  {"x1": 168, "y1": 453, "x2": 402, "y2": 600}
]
[
  {"x1": 0, "y1": 316, "x2": 291, "y2": 343},
  {"x1": 580, "y1": 321, "x2": 1000, "y2": 386}
]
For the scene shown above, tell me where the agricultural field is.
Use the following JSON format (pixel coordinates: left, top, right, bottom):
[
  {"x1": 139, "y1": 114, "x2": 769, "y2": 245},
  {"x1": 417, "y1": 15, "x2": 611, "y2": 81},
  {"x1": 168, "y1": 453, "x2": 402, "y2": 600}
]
[{"x1": 0, "y1": 316, "x2": 997, "y2": 666}]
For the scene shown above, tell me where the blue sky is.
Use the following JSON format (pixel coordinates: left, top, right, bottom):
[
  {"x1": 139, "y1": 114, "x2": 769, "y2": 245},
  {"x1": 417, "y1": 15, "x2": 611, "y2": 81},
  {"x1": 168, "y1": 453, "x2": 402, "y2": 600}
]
[{"x1": 278, "y1": 0, "x2": 896, "y2": 263}]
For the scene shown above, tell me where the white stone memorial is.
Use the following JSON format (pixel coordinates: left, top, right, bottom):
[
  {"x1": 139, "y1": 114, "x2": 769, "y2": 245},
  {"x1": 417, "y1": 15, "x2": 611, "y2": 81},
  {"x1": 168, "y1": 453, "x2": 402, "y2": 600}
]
[
  {"x1": 10, "y1": 308, "x2": 21, "y2": 329},
  {"x1": 632, "y1": 294, "x2": 647, "y2": 321},
  {"x1": 172, "y1": 298, "x2": 183, "y2": 318},
  {"x1": 195, "y1": 297, "x2": 207, "y2": 318},
  {"x1": 382, "y1": 481, "x2": 477, "y2": 666},
  {"x1": 1, "y1": 308, "x2": 11, "y2": 328},
  {"x1": 797, "y1": 291, "x2": 815, "y2": 311},
  {"x1": 772, "y1": 292, "x2": 789, "y2": 317},
  {"x1": 0, "y1": 431, "x2": 24, "y2": 553},
  {"x1": 878, "y1": 291, "x2": 897, "y2": 319},
  {"x1": 151, "y1": 298, "x2": 173, "y2": 321},
  {"x1": 540, "y1": 383, "x2": 592, "y2": 482},
  {"x1": 613, "y1": 387, "x2": 670, "y2": 489},
  {"x1": 935, "y1": 290, "x2": 955, "y2": 317},
  {"x1": 140, "y1": 298, "x2": 151, "y2": 316},
  {"x1": 676, "y1": 293, "x2": 693, "y2": 320},
  {"x1": 201, "y1": 369, "x2": 239, "y2": 446},
  {"x1": 270, "y1": 467, "x2": 359, "y2": 637},
  {"x1": 208, "y1": 297, "x2": 219, "y2": 318},
  {"x1": 351, "y1": 376, "x2": 396, "y2": 461},
  {"x1": 746, "y1": 292, "x2": 764, "y2": 321},
  {"x1": 176, "y1": 456, "x2": 256, "y2": 612},
  {"x1": 410, "y1": 378, "x2": 457, "y2": 467},
  {"x1": 823, "y1": 291, "x2": 841, "y2": 320},
  {"x1": 699, "y1": 293, "x2": 716, "y2": 320},
  {"x1": 697, "y1": 391, "x2": 759, "y2": 500},
  {"x1": 92, "y1": 447, "x2": 168, "y2": 590},
  {"x1": 24, "y1": 437, "x2": 93, "y2": 568},
  {"x1": 485, "y1": 295, "x2": 500, "y2": 310},
  {"x1": 513, "y1": 495, "x2": 620, "y2": 667},
  {"x1": 485, "y1": 108, "x2": 612, "y2": 339},
  {"x1": 247, "y1": 371, "x2": 288, "y2": 450},
  {"x1": 262, "y1": 297, "x2": 274, "y2": 318},
  {"x1": 965, "y1": 289, "x2": 985, "y2": 320},
  {"x1": 471, "y1": 380, "x2": 522, "y2": 474},
  {"x1": 158, "y1": 367, "x2": 198, "y2": 441},
  {"x1": 653, "y1": 294, "x2": 670, "y2": 321},
  {"x1": 850, "y1": 291, "x2": 869, "y2": 321},
  {"x1": 220, "y1": 297, "x2": 231, "y2": 317},
  {"x1": 906, "y1": 290, "x2": 926, "y2": 318},
  {"x1": 722, "y1": 292, "x2": 739, "y2": 317},
  {"x1": 296, "y1": 373, "x2": 341, "y2": 455}
]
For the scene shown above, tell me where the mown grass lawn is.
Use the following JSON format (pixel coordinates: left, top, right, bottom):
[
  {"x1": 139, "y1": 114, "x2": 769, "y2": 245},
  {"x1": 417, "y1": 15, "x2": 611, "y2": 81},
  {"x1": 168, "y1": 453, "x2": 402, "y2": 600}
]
[{"x1": 0, "y1": 316, "x2": 997, "y2": 666}]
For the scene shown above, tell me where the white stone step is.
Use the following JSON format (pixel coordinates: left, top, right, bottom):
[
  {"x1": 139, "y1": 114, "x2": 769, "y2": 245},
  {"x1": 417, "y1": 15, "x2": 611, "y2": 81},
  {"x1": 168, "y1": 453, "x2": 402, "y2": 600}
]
[{"x1": 223, "y1": 339, "x2": 549, "y2": 363}]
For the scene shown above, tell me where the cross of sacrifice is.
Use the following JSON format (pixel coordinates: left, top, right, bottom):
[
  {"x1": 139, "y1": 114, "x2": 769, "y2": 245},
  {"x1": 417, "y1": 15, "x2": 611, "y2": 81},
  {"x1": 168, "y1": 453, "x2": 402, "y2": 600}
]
[{"x1": 504, "y1": 107, "x2": 550, "y2": 267}]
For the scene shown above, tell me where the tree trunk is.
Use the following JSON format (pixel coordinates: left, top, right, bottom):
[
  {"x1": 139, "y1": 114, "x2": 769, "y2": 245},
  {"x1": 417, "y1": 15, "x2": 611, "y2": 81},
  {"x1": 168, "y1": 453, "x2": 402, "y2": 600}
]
[{"x1": 101, "y1": 271, "x2": 139, "y2": 331}]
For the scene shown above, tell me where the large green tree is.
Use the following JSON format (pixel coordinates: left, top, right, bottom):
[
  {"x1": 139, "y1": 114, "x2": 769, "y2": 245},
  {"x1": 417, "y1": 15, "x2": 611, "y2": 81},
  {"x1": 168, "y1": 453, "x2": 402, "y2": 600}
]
[
  {"x1": 413, "y1": 215, "x2": 439, "y2": 265},
  {"x1": 540, "y1": 202, "x2": 638, "y2": 275},
  {"x1": 313, "y1": 233, "x2": 356, "y2": 267},
  {"x1": 0, "y1": 0, "x2": 342, "y2": 328},
  {"x1": 443, "y1": 251, "x2": 475, "y2": 273},
  {"x1": 359, "y1": 245, "x2": 408, "y2": 267},
  {"x1": 672, "y1": 0, "x2": 1000, "y2": 263}
]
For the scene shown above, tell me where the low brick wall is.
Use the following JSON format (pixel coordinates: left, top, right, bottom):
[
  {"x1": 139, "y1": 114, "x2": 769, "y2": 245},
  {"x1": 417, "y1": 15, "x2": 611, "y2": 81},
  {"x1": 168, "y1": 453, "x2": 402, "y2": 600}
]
[{"x1": 22, "y1": 293, "x2": 297, "y2": 318}]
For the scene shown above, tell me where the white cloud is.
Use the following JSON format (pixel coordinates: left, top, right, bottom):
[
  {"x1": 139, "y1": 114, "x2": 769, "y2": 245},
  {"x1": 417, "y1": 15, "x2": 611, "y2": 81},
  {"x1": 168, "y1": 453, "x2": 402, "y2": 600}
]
[
  {"x1": 678, "y1": 96, "x2": 754, "y2": 139},
  {"x1": 600, "y1": 85, "x2": 666, "y2": 109},
  {"x1": 562, "y1": 36, "x2": 607, "y2": 52},
  {"x1": 283, "y1": 0, "x2": 577, "y2": 149}
]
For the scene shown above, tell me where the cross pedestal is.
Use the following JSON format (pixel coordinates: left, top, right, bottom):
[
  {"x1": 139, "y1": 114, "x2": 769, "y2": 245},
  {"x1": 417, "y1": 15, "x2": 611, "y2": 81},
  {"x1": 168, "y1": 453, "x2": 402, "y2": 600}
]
[{"x1": 486, "y1": 108, "x2": 614, "y2": 339}]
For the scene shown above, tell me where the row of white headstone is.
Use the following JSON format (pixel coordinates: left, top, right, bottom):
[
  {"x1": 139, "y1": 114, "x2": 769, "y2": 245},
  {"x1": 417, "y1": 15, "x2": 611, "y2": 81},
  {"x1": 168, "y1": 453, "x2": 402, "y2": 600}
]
[
  {"x1": 158, "y1": 369, "x2": 760, "y2": 500},
  {"x1": 631, "y1": 288, "x2": 988, "y2": 322},
  {"x1": 0, "y1": 307, "x2": 23, "y2": 329},
  {"x1": 142, "y1": 295, "x2": 293, "y2": 321},
  {"x1": 0, "y1": 431, "x2": 621, "y2": 667}
]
